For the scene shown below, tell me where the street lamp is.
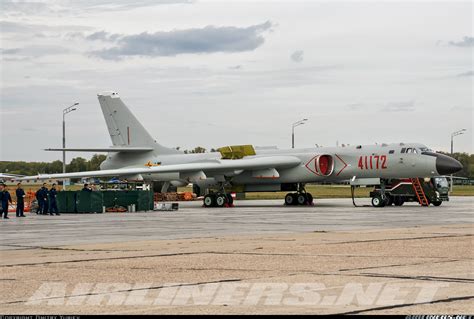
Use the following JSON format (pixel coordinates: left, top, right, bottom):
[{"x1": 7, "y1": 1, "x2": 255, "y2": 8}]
[
  {"x1": 62, "y1": 103, "x2": 79, "y2": 190},
  {"x1": 449, "y1": 128, "x2": 466, "y2": 192},
  {"x1": 292, "y1": 118, "x2": 308, "y2": 149}
]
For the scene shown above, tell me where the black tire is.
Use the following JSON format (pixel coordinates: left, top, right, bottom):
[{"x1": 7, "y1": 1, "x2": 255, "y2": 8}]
[
  {"x1": 371, "y1": 195, "x2": 385, "y2": 207},
  {"x1": 386, "y1": 196, "x2": 394, "y2": 206},
  {"x1": 432, "y1": 200, "x2": 442, "y2": 207},
  {"x1": 284, "y1": 193, "x2": 296, "y2": 205},
  {"x1": 297, "y1": 193, "x2": 307, "y2": 205},
  {"x1": 203, "y1": 194, "x2": 216, "y2": 207},
  {"x1": 226, "y1": 194, "x2": 234, "y2": 206},
  {"x1": 393, "y1": 197, "x2": 404, "y2": 206},
  {"x1": 306, "y1": 193, "x2": 314, "y2": 205},
  {"x1": 215, "y1": 194, "x2": 227, "y2": 207}
]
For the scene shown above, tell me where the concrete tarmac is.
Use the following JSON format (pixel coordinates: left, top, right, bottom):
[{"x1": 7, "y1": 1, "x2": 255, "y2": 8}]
[
  {"x1": 0, "y1": 197, "x2": 472, "y2": 247},
  {"x1": 0, "y1": 197, "x2": 473, "y2": 314}
]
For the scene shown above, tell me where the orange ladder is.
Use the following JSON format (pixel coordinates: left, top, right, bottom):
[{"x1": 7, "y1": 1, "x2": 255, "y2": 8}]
[{"x1": 410, "y1": 178, "x2": 429, "y2": 206}]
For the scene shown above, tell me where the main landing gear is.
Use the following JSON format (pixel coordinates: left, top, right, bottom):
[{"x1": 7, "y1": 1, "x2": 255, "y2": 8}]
[
  {"x1": 284, "y1": 183, "x2": 314, "y2": 206},
  {"x1": 203, "y1": 192, "x2": 234, "y2": 208}
]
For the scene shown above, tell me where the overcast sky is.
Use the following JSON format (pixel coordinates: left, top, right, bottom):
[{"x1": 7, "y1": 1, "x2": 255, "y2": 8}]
[{"x1": 0, "y1": 0, "x2": 472, "y2": 162}]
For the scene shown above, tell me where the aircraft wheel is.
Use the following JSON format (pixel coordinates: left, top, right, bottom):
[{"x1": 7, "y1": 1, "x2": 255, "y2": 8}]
[
  {"x1": 306, "y1": 193, "x2": 314, "y2": 205},
  {"x1": 215, "y1": 194, "x2": 227, "y2": 207},
  {"x1": 226, "y1": 194, "x2": 234, "y2": 206},
  {"x1": 371, "y1": 195, "x2": 385, "y2": 207},
  {"x1": 203, "y1": 194, "x2": 216, "y2": 207},
  {"x1": 385, "y1": 196, "x2": 393, "y2": 206},
  {"x1": 393, "y1": 197, "x2": 404, "y2": 206},
  {"x1": 284, "y1": 193, "x2": 296, "y2": 205},
  {"x1": 297, "y1": 193, "x2": 307, "y2": 205},
  {"x1": 432, "y1": 200, "x2": 442, "y2": 207}
]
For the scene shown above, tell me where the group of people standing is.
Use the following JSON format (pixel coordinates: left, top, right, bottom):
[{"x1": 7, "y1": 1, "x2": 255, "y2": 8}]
[
  {"x1": 0, "y1": 182, "x2": 27, "y2": 219},
  {"x1": 36, "y1": 183, "x2": 60, "y2": 216},
  {"x1": 1, "y1": 182, "x2": 96, "y2": 219},
  {"x1": 0, "y1": 182, "x2": 60, "y2": 219}
]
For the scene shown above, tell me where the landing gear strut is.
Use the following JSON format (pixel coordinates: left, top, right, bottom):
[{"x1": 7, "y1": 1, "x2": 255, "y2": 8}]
[
  {"x1": 203, "y1": 193, "x2": 234, "y2": 208},
  {"x1": 203, "y1": 183, "x2": 234, "y2": 208},
  {"x1": 284, "y1": 183, "x2": 314, "y2": 206},
  {"x1": 371, "y1": 179, "x2": 388, "y2": 207}
]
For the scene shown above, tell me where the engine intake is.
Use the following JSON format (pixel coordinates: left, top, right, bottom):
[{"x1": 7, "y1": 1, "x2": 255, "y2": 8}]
[{"x1": 305, "y1": 154, "x2": 334, "y2": 176}]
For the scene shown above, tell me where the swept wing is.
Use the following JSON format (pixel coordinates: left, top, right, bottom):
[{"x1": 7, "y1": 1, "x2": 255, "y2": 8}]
[{"x1": 19, "y1": 156, "x2": 301, "y2": 181}]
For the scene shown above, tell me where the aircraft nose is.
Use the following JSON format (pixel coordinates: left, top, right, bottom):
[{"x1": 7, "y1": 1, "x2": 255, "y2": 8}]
[{"x1": 436, "y1": 153, "x2": 463, "y2": 175}]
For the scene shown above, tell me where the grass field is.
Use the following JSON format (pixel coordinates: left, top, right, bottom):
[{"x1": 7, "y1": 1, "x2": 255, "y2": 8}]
[{"x1": 5, "y1": 184, "x2": 473, "y2": 202}]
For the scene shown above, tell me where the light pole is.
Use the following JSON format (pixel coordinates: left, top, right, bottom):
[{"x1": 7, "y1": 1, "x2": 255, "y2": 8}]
[
  {"x1": 62, "y1": 103, "x2": 79, "y2": 190},
  {"x1": 450, "y1": 128, "x2": 466, "y2": 192},
  {"x1": 292, "y1": 119, "x2": 308, "y2": 149}
]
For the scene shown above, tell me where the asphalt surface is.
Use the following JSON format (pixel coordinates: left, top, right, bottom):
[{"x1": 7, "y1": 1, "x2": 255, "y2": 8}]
[
  {"x1": 1, "y1": 197, "x2": 472, "y2": 248},
  {"x1": 1, "y1": 197, "x2": 473, "y2": 314}
]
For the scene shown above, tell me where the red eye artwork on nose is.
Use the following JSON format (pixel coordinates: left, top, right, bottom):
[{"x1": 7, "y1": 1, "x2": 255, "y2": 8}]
[
  {"x1": 305, "y1": 155, "x2": 334, "y2": 176},
  {"x1": 318, "y1": 155, "x2": 330, "y2": 175}
]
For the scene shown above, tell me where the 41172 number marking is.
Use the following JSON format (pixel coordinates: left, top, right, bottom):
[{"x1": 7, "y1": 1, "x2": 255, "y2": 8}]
[{"x1": 358, "y1": 155, "x2": 387, "y2": 170}]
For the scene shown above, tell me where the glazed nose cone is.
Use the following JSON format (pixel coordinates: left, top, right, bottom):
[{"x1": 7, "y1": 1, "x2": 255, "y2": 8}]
[{"x1": 436, "y1": 153, "x2": 463, "y2": 175}]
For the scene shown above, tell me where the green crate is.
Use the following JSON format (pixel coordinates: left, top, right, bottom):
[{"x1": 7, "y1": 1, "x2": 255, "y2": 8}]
[
  {"x1": 56, "y1": 191, "x2": 68, "y2": 212},
  {"x1": 102, "y1": 191, "x2": 118, "y2": 208},
  {"x1": 66, "y1": 191, "x2": 77, "y2": 213},
  {"x1": 76, "y1": 191, "x2": 103, "y2": 213},
  {"x1": 114, "y1": 191, "x2": 138, "y2": 208},
  {"x1": 137, "y1": 191, "x2": 153, "y2": 211}
]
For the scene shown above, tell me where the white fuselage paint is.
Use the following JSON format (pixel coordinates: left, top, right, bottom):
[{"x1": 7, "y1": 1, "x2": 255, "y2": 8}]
[{"x1": 99, "y1": 142, "x2": 438, "y2": 187}]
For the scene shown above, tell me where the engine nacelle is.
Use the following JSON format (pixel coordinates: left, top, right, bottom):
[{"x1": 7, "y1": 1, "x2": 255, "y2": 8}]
[
  {"x1": 305, "y1": 154, "x2": 334, "y2": 176},
  {"x1": 170, "y1": 180, "x2": 188, "y2": 187}
]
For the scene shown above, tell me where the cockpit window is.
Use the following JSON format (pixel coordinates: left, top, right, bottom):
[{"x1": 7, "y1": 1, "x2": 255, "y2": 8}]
[
  {"x1": 405, "y1": 148, "x2": 418, "y2": 154},
  {"x1": 401, "y1": 148, "x2": 406, "y2": 153},
  {"x1": 420, "y1": 147, "x2": 434, "y2": 152}
]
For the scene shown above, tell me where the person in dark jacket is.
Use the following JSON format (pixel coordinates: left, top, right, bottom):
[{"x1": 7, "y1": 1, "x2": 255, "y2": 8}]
[
  {"x1": 35, "y1": 186, "x2": 43, "y2": 214},
  {"x1": 82, "y1": 183, "x2": 92, "y2": 192},
  {"x1": 36, "y1": 183, "x2": 49, "y2": 215},
  {"x1": 15, "y1": 183, "x2": 26, "y2": 217},
  {"x1": 49, "y1": 184, "x2": 60, "y2": 216},
  {"x1": 0, "y1": 184, "x2": 12, "y2": 219}
]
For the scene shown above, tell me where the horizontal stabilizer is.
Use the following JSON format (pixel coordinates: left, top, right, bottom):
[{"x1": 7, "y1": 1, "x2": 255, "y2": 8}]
[{"x1": 44, "y1": 147, "x2": 154, "y2": 153}]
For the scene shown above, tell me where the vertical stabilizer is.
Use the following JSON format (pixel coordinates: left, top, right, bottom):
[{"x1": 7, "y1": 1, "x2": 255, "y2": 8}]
[{"x1": 97, "y1": 92, "x2": 179, "y2": 154}]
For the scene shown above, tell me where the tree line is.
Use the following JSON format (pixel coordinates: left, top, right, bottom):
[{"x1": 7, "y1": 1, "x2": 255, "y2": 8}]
[
  {"x1": 438, "y1": 152, "x2": 474, "y2": 179},
  {"x1": 0, "y1": 154, "x2": 107, "y2": 176},
  {"x1": 1, "y1": 150, "x2": 473, "y2": 178}
]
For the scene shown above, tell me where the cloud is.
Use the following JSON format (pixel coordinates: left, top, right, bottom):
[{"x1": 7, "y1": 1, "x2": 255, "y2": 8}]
[
  {"x1": 448, "y1": 36, "x2": 474, "y2": 48},
  {"x1": 90, "y1": 21, "x2": 273, "y2": 59},
  {"x1": 450, "y1": 106, "x2": 472, "y2": 113},
  {"x1": 0, "y1": 0, "x2": 192, "y2": 16},
  {"x1": 80, "y1": 0, "x2": 193, "y2": 11},
  {"x1": 86, "y1": 31, "x2": 121, "y2": 41},
  {"x1": 1, "y1": 48, "x2": 22, "y2": 54},
  {"x1": 346, "y1": 103, "x2": 364, "y2": 110},
  {"x1": 290, "y1": 50, "x2": 304, "y2": 63},
  {"x1": 0, "y1": 1, "x2": 50, "y2": 15},
  {"x1": 1, "y1": 45, "x2": 70, "y2": 58},
  {"x1": 382, "y1": 100, "x2": 415, "y2": 112},
  {"x1": 456, "y1": 70, "x2": 473, "y2": 77},
  {"x1": 0, "y1": 21, "x2": 92, "y2": 34}
]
